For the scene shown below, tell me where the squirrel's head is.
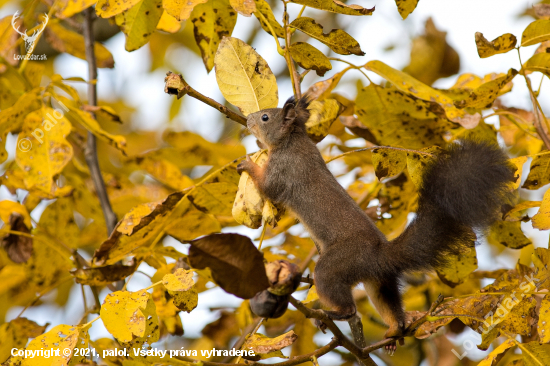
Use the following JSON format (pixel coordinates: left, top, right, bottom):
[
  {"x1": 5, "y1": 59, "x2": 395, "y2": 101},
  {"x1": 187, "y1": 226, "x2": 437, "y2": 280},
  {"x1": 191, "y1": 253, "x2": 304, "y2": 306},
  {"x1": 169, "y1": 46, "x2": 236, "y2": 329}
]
[{"x1": 247, "y1": 96, "x2": 311, "y2": 149}]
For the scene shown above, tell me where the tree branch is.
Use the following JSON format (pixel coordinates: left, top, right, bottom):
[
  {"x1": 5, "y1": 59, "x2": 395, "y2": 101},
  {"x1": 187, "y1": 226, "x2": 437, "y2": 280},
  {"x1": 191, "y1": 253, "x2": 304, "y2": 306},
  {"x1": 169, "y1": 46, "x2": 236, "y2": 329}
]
[
  {"x1": 164, "y1": 72, "x2": 247, "y2": 126},
  {"x1": 288, "y1": 297, "x2": 376, "y2": 365},
  {"x1": 524, "y1": 76, "x2": 550, "y2": 149},
  {"x1": 83, "y1": 8, "x2": 118, "y2": 235}
]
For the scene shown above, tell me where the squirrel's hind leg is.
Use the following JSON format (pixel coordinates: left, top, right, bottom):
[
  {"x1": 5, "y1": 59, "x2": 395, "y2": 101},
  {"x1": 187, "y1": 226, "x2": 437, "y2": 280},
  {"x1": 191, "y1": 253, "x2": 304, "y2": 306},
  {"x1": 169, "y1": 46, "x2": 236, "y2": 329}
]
[
  {"x1": 363, "y1": 279, "x2": 405, "y2": 339},
  {"x1": 314, "y1": 265, "x2": 356, "y2": 320}
]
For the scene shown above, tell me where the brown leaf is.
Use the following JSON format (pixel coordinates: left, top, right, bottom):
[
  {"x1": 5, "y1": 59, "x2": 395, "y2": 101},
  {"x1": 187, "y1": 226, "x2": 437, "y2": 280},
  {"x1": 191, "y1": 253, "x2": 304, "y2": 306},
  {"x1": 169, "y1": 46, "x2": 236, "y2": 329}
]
[
  {"x1": 1, "y1": 213, "x2": 33, "y2": 263},
  {"x1": 71, "y1": 260, "x2": 140, "y2": 286},
  {"x1": 187, "y1": 233, "x2": 270, "y2": 299}
]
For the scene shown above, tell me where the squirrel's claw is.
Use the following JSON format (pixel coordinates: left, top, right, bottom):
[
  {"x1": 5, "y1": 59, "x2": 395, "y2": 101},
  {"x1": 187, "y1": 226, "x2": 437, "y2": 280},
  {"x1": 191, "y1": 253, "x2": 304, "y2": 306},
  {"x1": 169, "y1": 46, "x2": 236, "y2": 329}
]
[
  {"x1": 314, "y1": 319, "x2": 327, "y2": 334},
  {"x1": 384, "y1": 341, "x2": 397, "y2": 356}
]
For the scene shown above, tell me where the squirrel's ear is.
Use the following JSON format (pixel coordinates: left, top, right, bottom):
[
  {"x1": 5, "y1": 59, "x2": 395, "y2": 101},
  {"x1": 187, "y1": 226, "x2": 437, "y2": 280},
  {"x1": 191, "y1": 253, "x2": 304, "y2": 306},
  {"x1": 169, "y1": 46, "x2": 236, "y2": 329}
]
[{"x1": 282, "y1": 102, "x2": 297, "y2": 126}]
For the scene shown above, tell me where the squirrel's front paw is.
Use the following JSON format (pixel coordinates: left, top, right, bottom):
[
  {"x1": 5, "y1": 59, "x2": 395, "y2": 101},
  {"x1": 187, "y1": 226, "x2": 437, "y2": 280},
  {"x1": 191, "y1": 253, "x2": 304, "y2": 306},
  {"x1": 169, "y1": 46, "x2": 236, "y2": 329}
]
[{"x1": 237, "y1": 156, "x2": 254, "y2": 175}]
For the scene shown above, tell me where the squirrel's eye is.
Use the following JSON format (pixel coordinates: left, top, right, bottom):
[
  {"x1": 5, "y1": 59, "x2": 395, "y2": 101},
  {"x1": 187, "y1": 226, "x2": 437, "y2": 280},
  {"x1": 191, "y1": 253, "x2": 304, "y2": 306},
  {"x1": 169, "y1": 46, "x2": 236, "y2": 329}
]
[{"x1": 261, "y1": 114, "x2": 269, "y2": 122}]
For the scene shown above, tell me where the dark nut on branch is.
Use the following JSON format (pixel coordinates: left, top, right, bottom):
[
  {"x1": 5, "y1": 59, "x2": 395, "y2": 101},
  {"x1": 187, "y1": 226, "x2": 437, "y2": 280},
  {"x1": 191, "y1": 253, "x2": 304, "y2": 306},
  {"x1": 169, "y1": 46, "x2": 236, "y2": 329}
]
[
  {"x1": 265, "y1": 260, "x2": 302, "y2": 296},
  {"x1": 250, "y1": 290, "x2": 290, "y2": 319}
]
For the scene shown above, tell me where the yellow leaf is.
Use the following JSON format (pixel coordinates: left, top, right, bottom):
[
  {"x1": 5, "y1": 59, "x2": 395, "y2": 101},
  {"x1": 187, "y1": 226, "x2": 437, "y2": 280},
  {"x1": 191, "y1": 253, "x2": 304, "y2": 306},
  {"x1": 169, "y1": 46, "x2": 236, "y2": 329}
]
[
  {"x1": 371, "y1": 148, "x2": 407, "y2": 180},
  {"x1": 305, "y1": 99, "x2": 342, "y2": 142},
  {"x1": 163, "y1": 0, "x2": 207, "y2": 21},
  {"x1": 0, "y1": 201, "x2": 31, "y2": 227},
  {"x1": 169, "y1": 287, "x2": 199, "y2": 312},
  {"x1": 0, "y1": 88, "x2": 42, "y2": 164},
  {"x1": 305, "y1": 68, "x2": 347, "y2": 101},
  {"x1": 233, "y1": 151, "x2": 268, "y2": 228},
  {"x1": 15, "y1": 109, "x2": 73, "y2": 195},
  {"x1": 96, "y1": 0, "x2": 142, "y2": 18},
  {"x1": 244, "y1": 331, "x2": 297, "y2": 359},
  {"x1": 436, "y1": 247, "x2": 478, "y2": 287},
  {"x1": 0, "y1": 318, "x2": 47, "y2": 363},
  {"x1": 510, "y1": 156, "x2": 529, "y2": 189},
  {"x1": 65, "y1": 104, "x2": 127, "y2": 152},
  {"x1": 289, "y1": 42, "x2": 332, "y2": 77},
  {"x1": 0, "y1": 16, "x2": 19, "y2": 64},
  {"x1": 93, "y1": 191, "x2": 189, "y2": 265},
  {"x1": 521, "y1": 342, "x2": 550, "y2": 366},
  {"x1": 290, "y1": 0, "x2": 374, "y2": 16},
  {"x1": 132, "y1": 156, "x2": 194, "y2": 190},
  {"x1": 477, "y1": 339, "x2": 515, "y2": 366},
  {"x1": 522, "y1": 53, "x2": 550, "y2": 78},
  {"x1": 57, "y1": 0, "x2": 97, "y2": 18},
  {"x1": 230, "y1": 0, "x2": 256, "y2": 16},
  {"x1": 161, "y1": 130, "x2": 246, "y2": 168},
  {"x1": 522, "y1": 152, "x2": 550, "y2": 190},
  {"x1": 157, "y1": 11, "x2": 181, "y2": 33},
  {"x1": 188, "y1": 182, "x2": 237, "y2": 216},
  {"x1": 365, "y1": 60, "x2": 480, "y2": 126},
  {"x1": 533, "y1": 189, "x2": 550, "y2": 230},
  {"x1": 45, "y1": 22, "x2": 114, "y2": 68},
  {"x1": 22, "y1": 324, "x2": 81, "y2": 366},
  {"x1": 253, "y1": 0, "x2": 284, "y2": 38},
  {"x1": 290, "y1": 17, "x2": 364, "y2": 56},
  {"x1": 406, "y1": 147, "x2": 443, "y2": 188},
  {"x1": 215, "y1": 37, "x2": 278, "y2": 115},
  {"x1": 100, "y1": 290, "x2": 158, "y2": 344},
  {"x1": 355, "y1": 84, "x2": 453, "y2": 149},
  {"x1": 538, "y1": 296, "x2": 550, "y2": 342},
  {"x1": 488, "y1": 221, "x2": 532, "y2": 249},
  {"x1": 165, "y1": 207, "x2": 222, "y2": 241},
  {"x1": 504, "y1": 201, "x2": 542, "y2": 222},
  {"x1": 162, "y1": 268, "x2": 195, "y2": 291},
  {"x1": 521, "y1": 19, "x2": 550, "y2": 47},
  {"x1": 455, "y1": 69, "x2": 517, "y2": 109},
  {"x1": 475, "y1": 32, "x2": 517, "y2": 58},
  {"x1": 232, "y1": 164, "x2": 263, "y2": 226},
  {"x1": 394, "y1": 0, "x2": 418, "y2": 19},
  {"x1": 262, "y1": 200, "x2": 279, "y2": 227},
  {"x1": 115, "y1": 0, "x2": 164, "y2": 52},
  {"x1": 303, "y1": 285, "x2": 318, "y2": 304},
  {"x1": 192, "y1": 0, "x2": 238, "y2": 72}
]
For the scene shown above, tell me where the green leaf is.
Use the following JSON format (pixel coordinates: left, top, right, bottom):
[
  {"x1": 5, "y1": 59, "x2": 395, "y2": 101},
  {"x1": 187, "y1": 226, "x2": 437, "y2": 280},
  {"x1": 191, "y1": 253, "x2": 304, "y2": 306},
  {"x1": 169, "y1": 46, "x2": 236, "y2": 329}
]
[
  {"x1": 289, "y1": 42, "x2": 332, "y2": 76},
  {"x1": 290, "y1": 17, "x2": 364, "y2": 56}
]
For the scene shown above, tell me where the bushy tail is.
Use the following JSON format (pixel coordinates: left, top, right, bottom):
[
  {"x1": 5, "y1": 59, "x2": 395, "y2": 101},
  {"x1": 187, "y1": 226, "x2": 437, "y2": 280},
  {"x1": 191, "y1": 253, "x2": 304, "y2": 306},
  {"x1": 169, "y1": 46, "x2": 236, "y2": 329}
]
[{"x1": 390, "y1": 140, "x2": 515, "y2": 272}]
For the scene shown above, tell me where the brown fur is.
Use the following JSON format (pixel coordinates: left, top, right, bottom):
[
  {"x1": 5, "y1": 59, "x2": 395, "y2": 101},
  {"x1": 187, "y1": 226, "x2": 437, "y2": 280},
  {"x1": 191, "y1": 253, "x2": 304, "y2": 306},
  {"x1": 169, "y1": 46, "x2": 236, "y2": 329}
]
[{"x1": 238, "y1": 97, "x2": 515, "y2": 339}]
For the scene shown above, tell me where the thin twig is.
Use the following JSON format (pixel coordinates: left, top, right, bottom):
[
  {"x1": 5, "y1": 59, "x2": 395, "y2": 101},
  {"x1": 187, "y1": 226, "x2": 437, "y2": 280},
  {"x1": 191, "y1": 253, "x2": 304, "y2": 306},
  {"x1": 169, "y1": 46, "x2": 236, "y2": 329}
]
[
  {"x1": 288, "y1": 297, "x2": 375, "y2": 364},
  {"x1": 282, "y1": 2, "x2": 302, "y2": 98},
  {"x1": 164, "y1": 72, "x2": 247, "y2": 126},
  {"x1": 525, "y1": 76, "x2": 550, "y2": 149},
  {"x1": 83, "y1": 8, "x2": 118, "y2": 235},
  {"x1": 222, "y1": 317, "x2": 264, "y2": 363}
]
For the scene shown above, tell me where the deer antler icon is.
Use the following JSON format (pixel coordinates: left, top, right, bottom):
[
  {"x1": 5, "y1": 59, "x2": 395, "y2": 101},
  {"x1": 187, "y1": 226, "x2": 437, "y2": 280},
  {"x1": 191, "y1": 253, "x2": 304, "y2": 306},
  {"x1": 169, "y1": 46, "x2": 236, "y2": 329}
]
[{"x1": 11, "y1": 11, "x2": 49, "y2": 54}]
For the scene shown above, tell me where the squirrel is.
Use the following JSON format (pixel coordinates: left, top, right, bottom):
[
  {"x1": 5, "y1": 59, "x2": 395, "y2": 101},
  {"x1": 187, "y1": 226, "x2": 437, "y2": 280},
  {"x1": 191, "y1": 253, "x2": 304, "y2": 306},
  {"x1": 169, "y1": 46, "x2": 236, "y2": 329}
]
[{"x1": 237, "y1": 96, "x2": 515, "y2": 347}]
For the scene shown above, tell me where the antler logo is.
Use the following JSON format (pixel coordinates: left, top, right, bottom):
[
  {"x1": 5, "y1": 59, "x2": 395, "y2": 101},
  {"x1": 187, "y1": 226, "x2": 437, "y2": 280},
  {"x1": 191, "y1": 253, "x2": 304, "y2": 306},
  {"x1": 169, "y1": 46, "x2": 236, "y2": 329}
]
[{"x1": 11, "y1": 11, "x2": 48, "y2": 54}]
